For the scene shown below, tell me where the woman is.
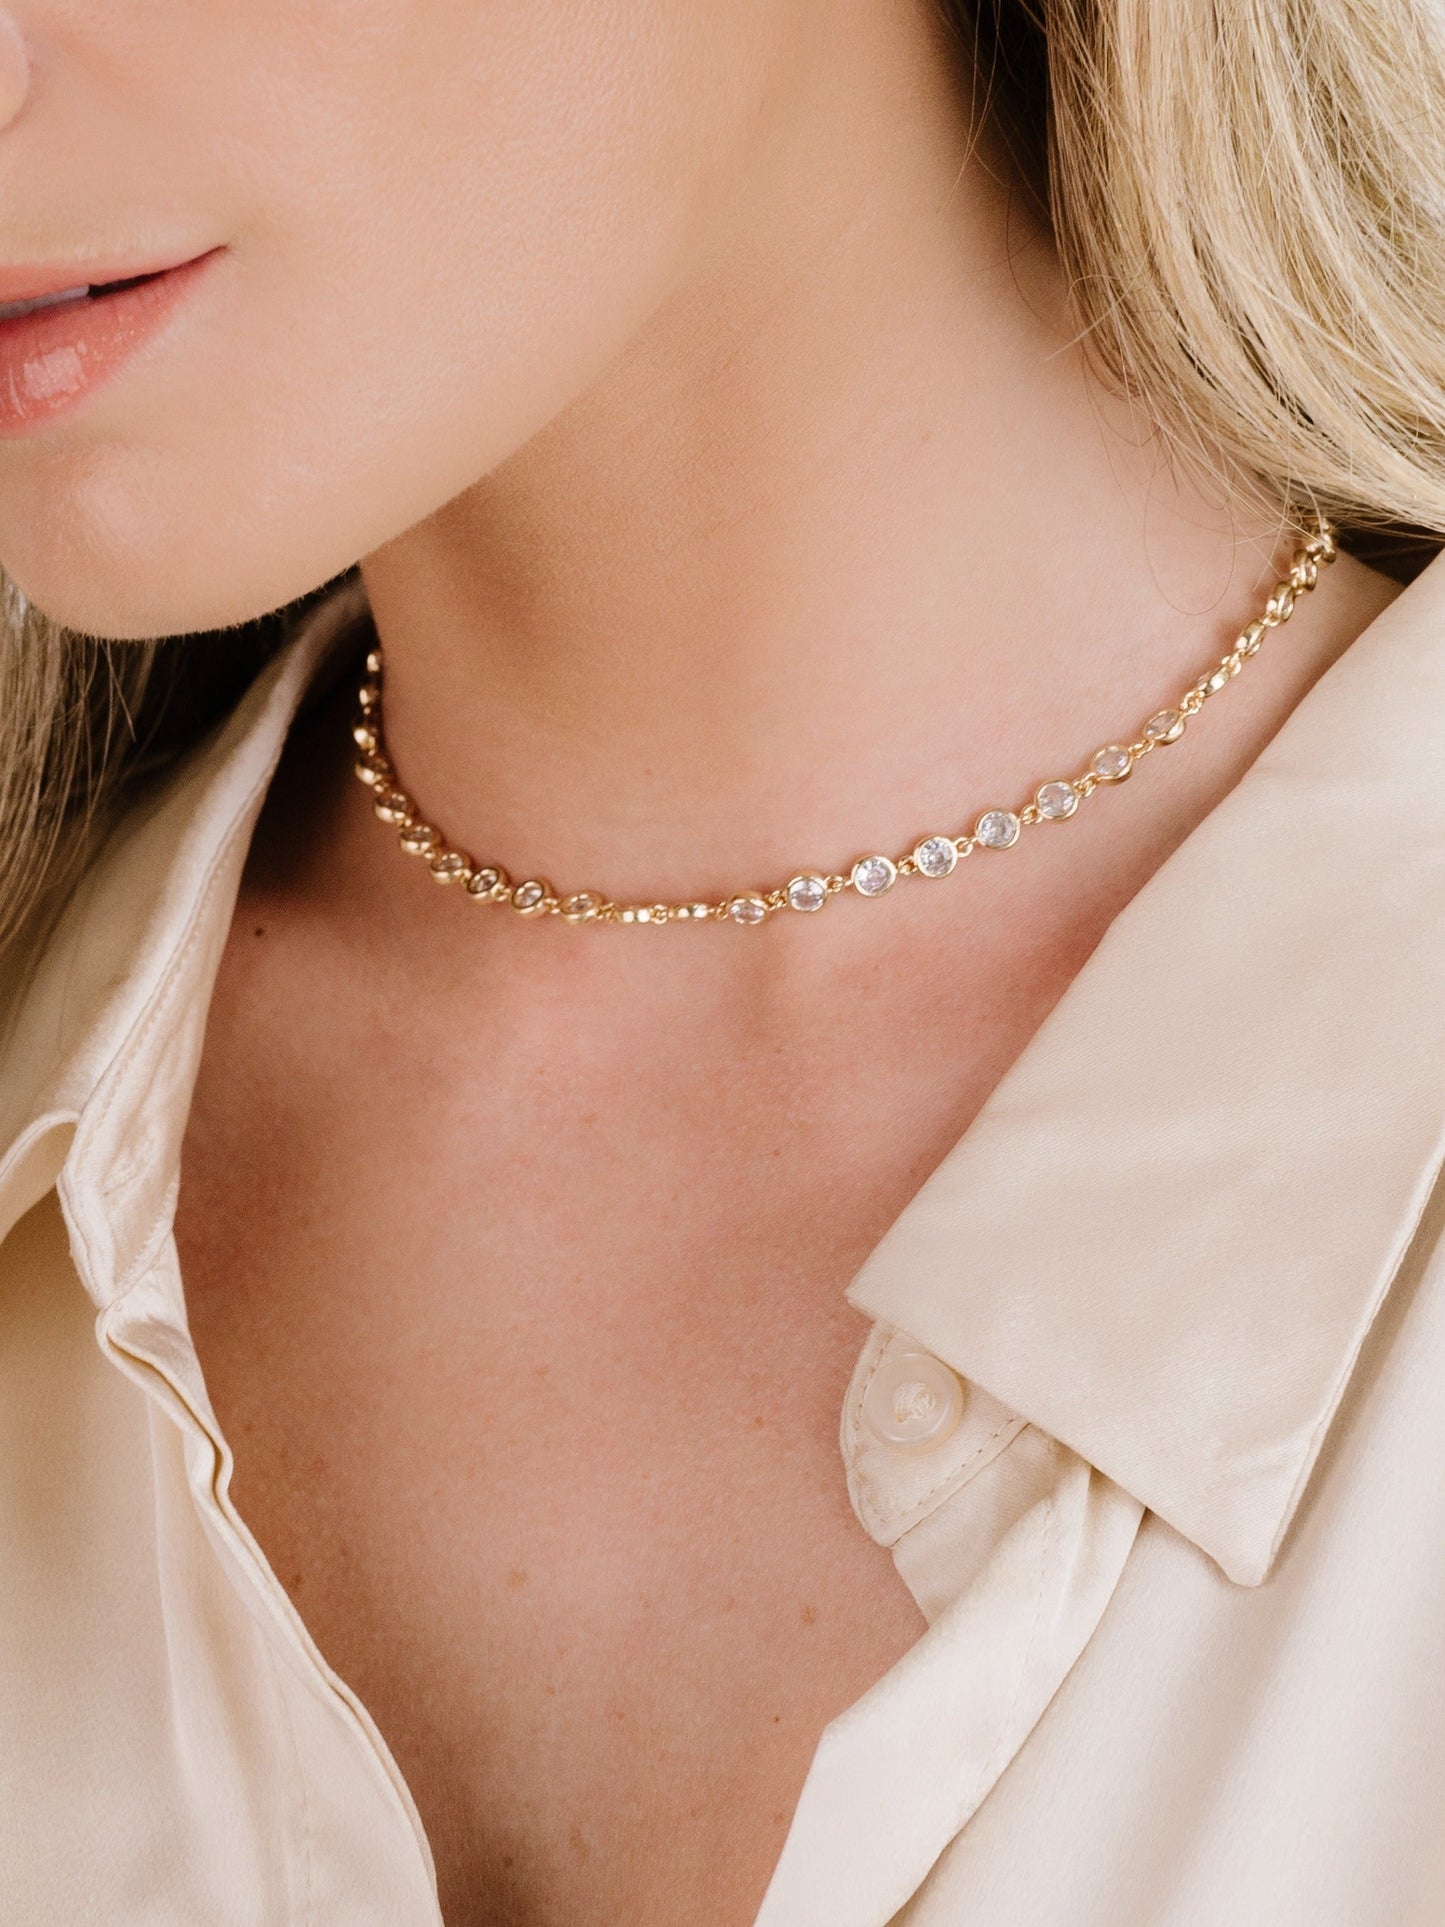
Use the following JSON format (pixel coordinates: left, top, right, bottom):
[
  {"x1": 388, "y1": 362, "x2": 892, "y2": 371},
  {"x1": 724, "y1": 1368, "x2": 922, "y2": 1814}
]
[{"x1": 0, "y1": 0, "x2": 1441, "y2": 1921}]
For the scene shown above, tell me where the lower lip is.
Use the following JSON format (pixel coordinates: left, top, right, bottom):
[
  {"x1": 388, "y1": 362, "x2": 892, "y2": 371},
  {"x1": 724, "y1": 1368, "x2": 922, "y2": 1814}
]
[{"x1": 0, "y1": 250, "x2": 221, "y2": 437}]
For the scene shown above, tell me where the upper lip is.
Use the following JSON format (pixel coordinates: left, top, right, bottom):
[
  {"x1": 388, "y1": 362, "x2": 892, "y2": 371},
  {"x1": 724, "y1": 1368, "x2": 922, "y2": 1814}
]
[{"x1": 0, "y1": 251, "x2": 209, "y2": 306}]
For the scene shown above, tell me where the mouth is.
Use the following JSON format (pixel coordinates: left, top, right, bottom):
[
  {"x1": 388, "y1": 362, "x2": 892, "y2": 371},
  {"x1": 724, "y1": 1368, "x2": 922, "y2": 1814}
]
[
  {"x1": 0, "y1": 270, "x2": 172, "y2": 326},
  {"x1": 0, "y1": 250, "x2": 222, "y2": 435}
]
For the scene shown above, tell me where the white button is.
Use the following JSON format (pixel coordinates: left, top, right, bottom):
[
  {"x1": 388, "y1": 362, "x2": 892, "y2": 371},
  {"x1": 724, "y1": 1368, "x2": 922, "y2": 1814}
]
[{"x1": 861, "y1": 1351, "x2": 964, "y2": 1449}]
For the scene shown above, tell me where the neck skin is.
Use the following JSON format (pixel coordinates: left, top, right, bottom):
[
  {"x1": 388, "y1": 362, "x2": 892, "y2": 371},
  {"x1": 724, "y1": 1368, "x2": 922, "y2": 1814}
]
[{"x1": 351, "y1": 7, "x2": 1376, "y2": 927}]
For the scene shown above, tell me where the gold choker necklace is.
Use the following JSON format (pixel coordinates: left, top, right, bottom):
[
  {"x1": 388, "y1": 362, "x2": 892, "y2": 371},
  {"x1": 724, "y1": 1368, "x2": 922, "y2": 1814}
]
[{"x1": 350, "y1": 521, "x2": 1336, "y2": 928}]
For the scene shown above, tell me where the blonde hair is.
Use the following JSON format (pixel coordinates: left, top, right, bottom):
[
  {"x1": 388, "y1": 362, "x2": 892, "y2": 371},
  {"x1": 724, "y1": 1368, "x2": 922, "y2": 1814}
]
[
  {"x1": 949, "y1": 0, "x2": 1445, "y2": 535},
  {"x1": 2, "y1": 0, "x2": 1444, "y2": 968}
]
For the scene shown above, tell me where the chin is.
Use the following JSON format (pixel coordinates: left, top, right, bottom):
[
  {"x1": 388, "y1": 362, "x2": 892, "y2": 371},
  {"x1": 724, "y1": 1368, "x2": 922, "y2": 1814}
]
[
  {"x1": 3, "y1": 551, "x2": 326, "y2": 644},
  {"x1": 0, "y1": 448, "x2": 354, "y2": 642}
]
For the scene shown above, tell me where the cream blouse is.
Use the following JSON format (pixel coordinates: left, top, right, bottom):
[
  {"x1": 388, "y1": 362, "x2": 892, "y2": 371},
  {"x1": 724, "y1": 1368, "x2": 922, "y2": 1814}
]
[{"x1": 4, "y1": 554, "x2": 1445, "y2": 1926}]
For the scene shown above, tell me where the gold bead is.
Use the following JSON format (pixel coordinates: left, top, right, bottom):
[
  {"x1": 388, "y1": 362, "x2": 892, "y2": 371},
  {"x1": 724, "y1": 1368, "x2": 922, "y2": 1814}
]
[
  {"x1": 364, "y1": 647, "x2": 383, "y2": 675},
  {"x1": 1266, "y1": 587, "x2": 1296, "y2": 623}
]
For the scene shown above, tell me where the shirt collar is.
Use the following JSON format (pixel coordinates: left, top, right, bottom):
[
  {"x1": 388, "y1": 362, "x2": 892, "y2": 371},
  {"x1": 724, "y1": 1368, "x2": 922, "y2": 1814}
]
[
  {"x1": 3, "y1": 560, "x2": 1444, "y2": 1590},
  {"x1": 0, "y1": 579, "x2": 370, "y2": 1289},
  {"x1": 850, "y1": 549, "x2": 1445, "y2": 1586}
]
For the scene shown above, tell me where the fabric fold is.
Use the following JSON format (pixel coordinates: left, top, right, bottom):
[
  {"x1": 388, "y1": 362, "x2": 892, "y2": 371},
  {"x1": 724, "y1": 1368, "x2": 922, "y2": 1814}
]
[{"x1": 757, "y1": 1433, "x2": 1144, "y2": 1927}]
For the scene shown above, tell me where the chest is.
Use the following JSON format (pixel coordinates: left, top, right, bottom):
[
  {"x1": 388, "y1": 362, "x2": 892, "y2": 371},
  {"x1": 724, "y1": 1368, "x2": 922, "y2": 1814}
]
[{"x1": 174, "y1": 982, "x2": 939, "y2": 1924}]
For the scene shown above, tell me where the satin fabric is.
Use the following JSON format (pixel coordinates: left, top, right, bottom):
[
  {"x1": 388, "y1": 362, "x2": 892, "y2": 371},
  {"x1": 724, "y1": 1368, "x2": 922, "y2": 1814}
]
[{"x1": 4, "y1": 557, "x2": 1445, "y2": 1924}]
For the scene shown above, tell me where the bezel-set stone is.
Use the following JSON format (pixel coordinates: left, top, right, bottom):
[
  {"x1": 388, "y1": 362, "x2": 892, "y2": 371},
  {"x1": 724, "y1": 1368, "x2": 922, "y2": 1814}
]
[
  {"x1": 465, "y1": 865, "x2": 507, "y2": 900},
  {"x1": 399, "y1": 822, "x2": 439, "y2": 854},
  {"x1": 1143, "y1": 708, "x2": 1185, "y2": 745},
  {"x1": 1090, "y1": 744, "x2": 1133, "y2": 782},
  {"x1": 428, "y1": 850, "x2": 470, "y2": 884},
  {"x1": 728, "y1": 893, "x2": 769, "y2": 926},
  {"x1": 912, "y1": 835, "x2": 958, "y2": 879},
  {"x1": 975, "y1": 809, "x2": 1021, "y2": 850},
  {"x1": 373, "y1": 789, "x2": 411, "y2": 824},
  {"x1": 851, "y1": 855, "x2": 897, "y2": 898},
  {"x1": 511, "y1": 878, "x2": 553, "y2": 917},
  {"x1": 1035, "y1": 781, "x2": 1079, "y2": 821},
  {"x1": 786, "y1": 873, "x2": 829, "y2": 913},
  {"x1": 559, "y1": 891, "x2": 603, "y2": 924}
]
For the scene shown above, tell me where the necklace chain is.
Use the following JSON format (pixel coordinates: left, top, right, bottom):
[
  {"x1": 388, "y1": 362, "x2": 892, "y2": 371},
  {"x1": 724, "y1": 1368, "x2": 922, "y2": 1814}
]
[{"x1": 350, "y1": 520, "x2": 1336, "y2": 928}]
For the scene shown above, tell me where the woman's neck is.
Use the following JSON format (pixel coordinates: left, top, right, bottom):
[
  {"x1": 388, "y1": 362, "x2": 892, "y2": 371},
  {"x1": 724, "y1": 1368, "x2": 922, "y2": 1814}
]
[{"x1": 356, "y1": 6, "x2": 1322, "y2": 911}]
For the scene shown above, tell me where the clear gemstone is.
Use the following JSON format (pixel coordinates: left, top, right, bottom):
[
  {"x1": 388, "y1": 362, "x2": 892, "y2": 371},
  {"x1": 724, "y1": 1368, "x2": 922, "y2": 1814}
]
[
  {"x1": 851, "y1": 855, "x2": 897, "y2": 897},
  {"x1": 428, "y1": 850, "x2": 469, "y2": 883},
  {"x1": 511, "y1": 878, "x2": 551, "y2": 915},
  {"x1": 728, "y1": 894, "x2": 769, "y2": 925},
  {"x1": 913, "y1": 835, "x2": 958, "y2": 879},
  {"x1": 975, "y1": 810, "x2": 1021, "y2": 850},
  {"x1": 787, "y1": 873, "x2": 829, "y2": 913},
  {"x1": 399, "y1": 823, "x2": 438, "y2": 853},
  {"x1": 465, "y1": 865, "x2": 505, "y2": 899},
  {"x1": 1090, "y1": 744, "x2": 1133, "y2": 782},
  {"x1": 1144, "y1": 708, "x2": 1184, "y2": 744},
  {"x1": 1035, "y1": 781, "x2": 1078, "y2": 820},
  {"x1": 373, "y1": 789, "x2": 411, "y2": 824},
  {"x1": 559, "y1": 891, "x2": 602, "y2": 924}
]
